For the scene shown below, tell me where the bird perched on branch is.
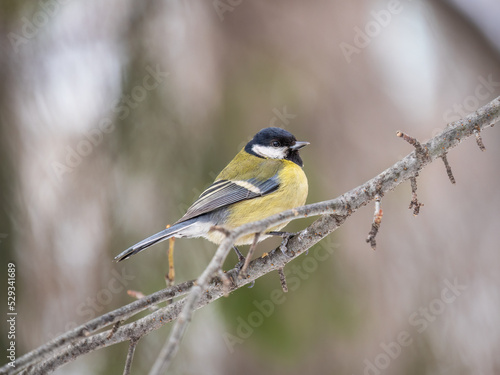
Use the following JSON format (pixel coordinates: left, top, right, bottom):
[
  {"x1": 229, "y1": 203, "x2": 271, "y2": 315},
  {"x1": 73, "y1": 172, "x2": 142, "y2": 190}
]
[{"x1": 115, "y1": 127, "x2": 309, "y2": 262}]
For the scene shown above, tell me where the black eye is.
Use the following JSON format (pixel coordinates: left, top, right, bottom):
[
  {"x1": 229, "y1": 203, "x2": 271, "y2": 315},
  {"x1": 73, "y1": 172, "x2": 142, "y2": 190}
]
[{"x1": 272, "y1": 141, "x2": 281, "y2": 147}]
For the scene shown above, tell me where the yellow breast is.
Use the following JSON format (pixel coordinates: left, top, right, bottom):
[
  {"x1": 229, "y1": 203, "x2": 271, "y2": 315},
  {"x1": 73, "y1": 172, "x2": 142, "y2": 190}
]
[{"x1": 207, "y1": 159, "x2": 308, "y2": 245}]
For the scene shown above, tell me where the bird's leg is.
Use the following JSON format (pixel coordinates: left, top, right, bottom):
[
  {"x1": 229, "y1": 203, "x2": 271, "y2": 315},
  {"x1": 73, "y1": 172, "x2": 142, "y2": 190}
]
[
  {"x1": 267, "y1": 231, "x2": 295, "y2": 257},
  {"x1": 238, "y1": 233, "x2": 261, "y2": 278},
  {"x1": 232, "y1": 246, "x2": 245, "y2": 263},
  {"x1": 232, "y1": 246, "x2": 247, "y2": 272},
  {"x1": 231, "y1": 246, "x2": 256, "y2": 288}
]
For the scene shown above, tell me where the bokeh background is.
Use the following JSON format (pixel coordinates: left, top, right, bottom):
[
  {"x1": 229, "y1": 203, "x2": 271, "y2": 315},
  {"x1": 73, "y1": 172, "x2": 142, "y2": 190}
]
[{"x1": 1, "y1": 1, "x2": 500, "y2": 374}]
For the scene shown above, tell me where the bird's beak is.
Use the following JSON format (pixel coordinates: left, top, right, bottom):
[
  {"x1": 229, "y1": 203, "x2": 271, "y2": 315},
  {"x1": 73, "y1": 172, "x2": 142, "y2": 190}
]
[{"x1": 290, "y1": 141, "x2": 310, "y2": 151}]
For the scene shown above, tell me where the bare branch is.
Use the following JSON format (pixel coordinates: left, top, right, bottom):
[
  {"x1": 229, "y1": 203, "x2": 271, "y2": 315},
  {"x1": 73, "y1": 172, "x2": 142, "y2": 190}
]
[
  {"x1": 4, "y1": 280, "x2": 194, "y2": 374},
  {"x1": 20, "y1": 214, "x2": 349, "y2": 375},
  {"x1": 123, "y1": 338, "x2": 138, "y2": 375},
  {"x1": 4, "y1": 96, "x2": 500, "y2": 375},
  {"x1": 154, "y1": 96, "x2": 500, "y2": 372},
  {"x1": 396, "y1": 130, "x2": 429, "y2": 163}
]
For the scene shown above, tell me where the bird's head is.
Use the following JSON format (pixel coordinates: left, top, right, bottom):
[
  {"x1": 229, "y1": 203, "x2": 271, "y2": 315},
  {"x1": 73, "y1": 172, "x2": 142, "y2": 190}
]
[{"x1": 245, "y1": 127, "x2": 309, "y2": 167}]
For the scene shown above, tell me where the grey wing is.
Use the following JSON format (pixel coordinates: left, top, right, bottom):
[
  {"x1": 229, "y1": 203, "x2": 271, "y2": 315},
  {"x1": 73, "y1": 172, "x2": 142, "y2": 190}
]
[{"x1": 176, "y1": 176, "x2": 279, "y2": 223}]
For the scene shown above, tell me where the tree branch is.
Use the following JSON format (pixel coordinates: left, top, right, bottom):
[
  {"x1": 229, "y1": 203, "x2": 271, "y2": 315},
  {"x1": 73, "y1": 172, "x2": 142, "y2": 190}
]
[
  {"x1": 2, "y1": 280, "x2": 194, "y2": 374},
  {"x1": 123, "y1": 338, "x2": 138, "y2": 375},
  {"x1": 3, "y1": 96, "x2": 499, "y2": 375}
]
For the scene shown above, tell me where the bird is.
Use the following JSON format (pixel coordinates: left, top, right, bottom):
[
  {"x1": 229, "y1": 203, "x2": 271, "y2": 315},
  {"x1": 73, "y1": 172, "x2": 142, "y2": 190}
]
[{"x1": 115, "y1": 127, "x2": 309, "y2": 262}]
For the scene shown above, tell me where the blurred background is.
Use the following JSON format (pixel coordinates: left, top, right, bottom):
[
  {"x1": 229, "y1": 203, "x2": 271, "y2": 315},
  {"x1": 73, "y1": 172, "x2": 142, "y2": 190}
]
[{"x1": 1, "y1": 0, "x2": 500, "y2": 374}]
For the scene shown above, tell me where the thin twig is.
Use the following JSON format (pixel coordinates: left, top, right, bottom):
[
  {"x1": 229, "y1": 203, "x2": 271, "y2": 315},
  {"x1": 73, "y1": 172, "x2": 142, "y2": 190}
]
[
  {"x1": 474, "y1": 128, "x2": 486, "y2": 151},
  {"x1": 148, "y1": 285, "x2": 201, "y2": 375},
  {"x1": 123, "y1": 338, "x2": 139, "y2": 375},
  {"x1": 127, "y1": 290, "x2": 146, "y2": 299},
  {"x1": 441, "y1": 153, "x2": 456, "y2": 184},
  {"x1": 148, "y1": 212, "x2": 350, "y2": 374},
  {"x1": 166, "y1": 227, "x2": 176, "y2": 287},
  {"x1": 127, "y1": 290, "x2": 159, "y2": 312},
  {"x1": 396, "y1": 131, "x2": 429, "y2": 163},
  {"x1": 278, "y1": 268, "x2": 288, "y2": 293},
  {"x1": 366, "y1": 195, "x2": 383, "y2": 250},
  {"x1": 409, "y1": 176, "x2": 423, "y2": 215},
  {"x1": 5, "y1": 279, "x2": 194, "y2": 374}
]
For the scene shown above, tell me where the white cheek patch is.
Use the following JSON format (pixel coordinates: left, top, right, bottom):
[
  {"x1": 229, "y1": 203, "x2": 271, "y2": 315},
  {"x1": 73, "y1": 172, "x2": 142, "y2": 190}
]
[{"x1": 252, "y1": 144, "x2": 287, "y2": 159}]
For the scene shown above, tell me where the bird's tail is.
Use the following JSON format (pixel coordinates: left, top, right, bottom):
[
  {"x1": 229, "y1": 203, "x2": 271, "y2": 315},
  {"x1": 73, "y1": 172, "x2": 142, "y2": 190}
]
[{"x1": 114, "y1": 222, "x2": 191, "y2": 262}]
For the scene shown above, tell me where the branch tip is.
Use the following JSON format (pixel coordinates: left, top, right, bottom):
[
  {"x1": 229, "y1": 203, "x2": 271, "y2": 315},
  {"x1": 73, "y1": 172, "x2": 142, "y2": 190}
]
[
  {"x1": 123, "y1": 338, "x2": 139, "y2": 375},
  {"x1": 409, "y1": 176, "x2": 423, "y2": 216},
  {"x1": 396, "y1": 130, "x2": 429, "y2": 163},
  {"x1": 166, "y1": 236, "x2": 176, "y2": 288},
  {"x1": 473, "y1": 128, "x2": 486, "y2": 151},
  {"x1": 278, "y1": 268, "x2": 288, "y2": 293},
  {"x1": 127, "y1": 289, "x2": 144, "y2": 299},
  {"x1": 366, "y1": 195, "x2": 383, "y2": 250},
  {"x1": 440, "y1": 153, "x2": 456, "y2": 184}
]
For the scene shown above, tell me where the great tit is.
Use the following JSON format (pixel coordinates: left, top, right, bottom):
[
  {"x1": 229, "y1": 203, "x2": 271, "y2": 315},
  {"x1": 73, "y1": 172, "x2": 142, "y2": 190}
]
[{"x1": 115, "y1": 127, "x2": 309, "y2": 262}]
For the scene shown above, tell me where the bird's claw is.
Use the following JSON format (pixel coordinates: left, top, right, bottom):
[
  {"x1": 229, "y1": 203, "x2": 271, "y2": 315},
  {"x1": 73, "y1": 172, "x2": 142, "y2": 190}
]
[{"x1": 268, "y1": 231, "x2": 295, "y2": 257}]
